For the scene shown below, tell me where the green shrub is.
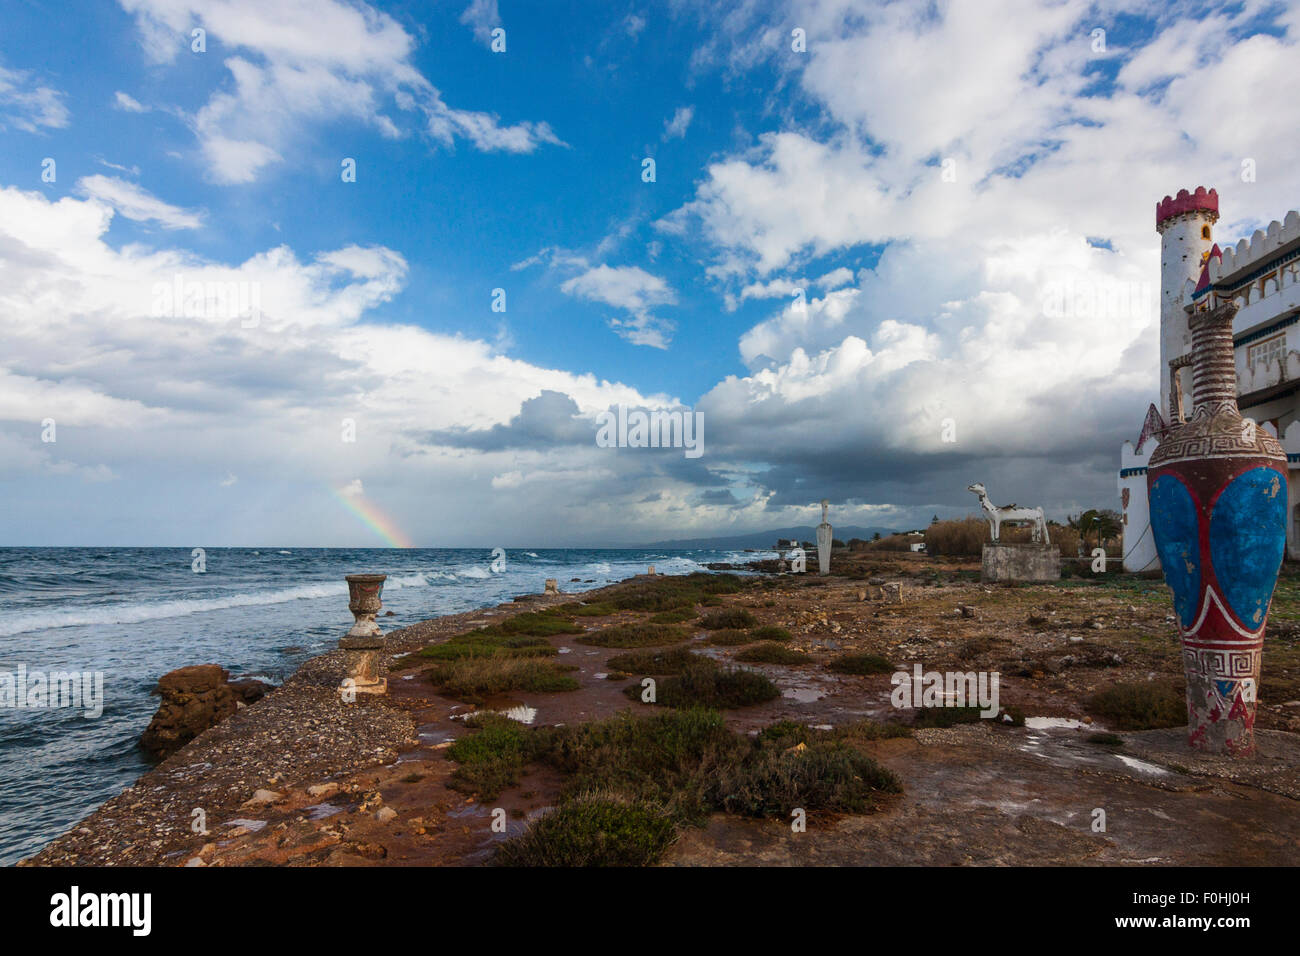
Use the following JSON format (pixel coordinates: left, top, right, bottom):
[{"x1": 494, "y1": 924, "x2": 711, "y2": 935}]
[
  {"x1": 735, "y1": 643, "x2": 811, "y2": 665},
  {"x1": 714, "y1": 741, "x2": 901, "y2": 817},
  {"x1": 1086, "y1": 682, "x2": 1185, "y2": 730},
  {"x1": 633, "y1": 664, "x2": 781, "y2": 709},
  {"x1": 750, "y1": 625, "x2": 792, "y2": 642},
  {"x1": 828, "y1": 653, "x2": 894, "y2": 675},
  {"x1": 606, "y1": 646, "x2": 715, "y2": 676},
  {"x1": 699, "y1": 607, "x2": 757, "y2": 629},
  {"x1": 492, "y1": 796, "x2": 676, "y2": 867},
  {"x1": 577, "y1": 622, "x2": 690, "y2": 648},
  {"x1": 426, "y1": 656, "x2": 579, "y2": 701}
]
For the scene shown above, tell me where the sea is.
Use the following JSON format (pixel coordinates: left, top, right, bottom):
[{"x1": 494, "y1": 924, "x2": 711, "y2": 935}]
[{"x1": 0, "y1": 546, "x2": 771, "y2": 865}]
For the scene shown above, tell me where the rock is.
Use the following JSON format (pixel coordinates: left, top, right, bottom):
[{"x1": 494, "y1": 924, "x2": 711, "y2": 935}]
[
  {"x1": 957, "y1": 604, "x2": 976, "y2": 618},
  {"x1": 307, "y1": 783, "x2": 340, "y2": 799},
  {"x1": 139, "y1": 665, "x2": 273, "y2": 759},
  {"x1": 184, "y1": 857, "x2": 206, "y2": 867},
  {"x1": 242, "y1": 789, "x2": 284, "y2": 808},
  {"x1": 375, "y1": 806, "x2": 397, "y2": 823}
]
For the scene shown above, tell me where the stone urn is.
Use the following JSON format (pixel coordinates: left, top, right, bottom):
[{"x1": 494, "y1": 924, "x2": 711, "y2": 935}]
[
  {"x1": 341, "y1": 573, "x2": 387, "y2": 695},
  {"x1": 1147, "y1": 302, "x2": 1287, "y2": 756}
]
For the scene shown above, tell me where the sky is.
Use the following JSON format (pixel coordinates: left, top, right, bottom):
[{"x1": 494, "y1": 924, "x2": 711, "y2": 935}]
[{"x1": 2, "y1": 0, "x2": 1299, "y2": 547}]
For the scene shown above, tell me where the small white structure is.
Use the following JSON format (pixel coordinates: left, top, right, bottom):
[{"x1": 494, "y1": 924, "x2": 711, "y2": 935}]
[
  {"x1": 967, "y1": 483, "x2": 1049, "y2": 544},
  {"x1": 815, "y1": 499, "x2": 832, "y2": 575}
]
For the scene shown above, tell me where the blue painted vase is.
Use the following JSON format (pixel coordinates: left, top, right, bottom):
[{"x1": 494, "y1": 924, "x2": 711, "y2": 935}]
[{"x1": 1147, "y1": 302, "x2": 1286, "y2": 756}]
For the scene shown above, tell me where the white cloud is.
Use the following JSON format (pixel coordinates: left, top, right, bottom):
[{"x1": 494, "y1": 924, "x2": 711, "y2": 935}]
[
  {"x1": 0, "y1": 184, "x2": 692, "y2": 545},
  {"x1": 118, "y1": 0, "x2": 562, "y2": 183},
  {"x1": 75, "y1": 175, "x2": 204, "y2": 230},
  {"x1": 560, "y1": 264, "x2": 678, "y2": 348},
  {"x1": 663, "y1": 105, "x2": 694, "y2": 140},
  {"x1": 459, "y1": 0, "x2": 501, "y2": 46},
  {"x1": 113, "y1": 91, "x2": 148, "y2": 113},
  {"x1": 0, "y1": 64, "x2": 69, "y2": 132}
]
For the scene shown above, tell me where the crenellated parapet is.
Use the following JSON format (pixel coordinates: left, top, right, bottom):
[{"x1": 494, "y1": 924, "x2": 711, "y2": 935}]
[
  {"x1": 1209, "y1": 210, "x2": 1300, "y2": 285},
  {"x1": 1157, "y1": 187, "x2": 1219, "y2": 231}
]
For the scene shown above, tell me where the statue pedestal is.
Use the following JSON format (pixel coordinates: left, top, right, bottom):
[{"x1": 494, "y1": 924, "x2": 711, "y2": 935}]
[
  {"x1": 816, "y1": 522, "x2": 832, "y2": 575},
  {"x1": 981, "y1": 543, "x2": 1060, "y2": 583}
]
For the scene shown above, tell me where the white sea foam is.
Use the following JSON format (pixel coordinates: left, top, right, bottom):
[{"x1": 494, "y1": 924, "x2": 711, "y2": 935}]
[{"x1": 0, "y1": 573, "x2": 434, "y2": 637}]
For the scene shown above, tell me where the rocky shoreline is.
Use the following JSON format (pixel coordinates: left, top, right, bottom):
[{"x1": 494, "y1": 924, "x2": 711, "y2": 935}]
[
  {"x1": 23, "y1": 555, "x2": 1300, "y2": 867},
  {"x1": 22, "y1": 590, "x2": 575, "y2": 866}
]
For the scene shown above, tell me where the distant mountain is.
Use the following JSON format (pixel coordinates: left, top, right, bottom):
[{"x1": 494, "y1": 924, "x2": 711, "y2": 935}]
[{"x1": 638, "y1": 526, "x2": 902, "y2": 551}]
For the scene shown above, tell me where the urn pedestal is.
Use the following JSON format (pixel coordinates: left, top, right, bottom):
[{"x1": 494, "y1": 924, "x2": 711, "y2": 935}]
[
  {"x1": 342, "y1": 573, "x2": 387, "y2": 695},
  {"x1": 1147, "y1": 303, "x2": 1287, "y2": 756}
]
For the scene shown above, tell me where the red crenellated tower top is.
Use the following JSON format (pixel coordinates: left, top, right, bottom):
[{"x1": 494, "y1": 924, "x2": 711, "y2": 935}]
[{"x1": 1156, "y1": 187, "x2": 1219, "y2": 230}]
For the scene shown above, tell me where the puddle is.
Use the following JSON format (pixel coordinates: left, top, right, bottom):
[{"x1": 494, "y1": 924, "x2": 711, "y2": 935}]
[
  {"x1": 305, "y1": 802, "x2": 343, "y2": 820},
  {"x1": 417, "y1": 726, "x2": 457, "y2": 746},
  {"x1": 593, "y1": 672, "x2": 608, "y2": 680},
  {"x1": 1024, "y1": 717, "x2": 1093, "y2": 731},
  {"x1": 783, "y1": 686, "x2": 828, "y2": 703},
  {"x1": 557, "y1": 647, "x2": 572, "y2": 654},
  {"x1": 222, "y1": 818, "x2": 267, "y2": 832},
  {"x1": 1116, "y1": 755, "x2": 1170, "y2": 777}
]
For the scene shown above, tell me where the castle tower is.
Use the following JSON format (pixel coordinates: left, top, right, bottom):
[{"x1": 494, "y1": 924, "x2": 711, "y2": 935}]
[{"x1": 1157, "y1": 187, "x2": 1218, "y2": 410}]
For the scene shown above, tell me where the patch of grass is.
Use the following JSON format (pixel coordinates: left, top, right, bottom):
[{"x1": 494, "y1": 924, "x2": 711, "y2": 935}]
[
  {"x1": 475, "y1": 709, "x2": 902, "y2": 866},
  {"x1": 828, "y1": 653, "x2": 894, "y2": 675},
  {"x1": 648, "y1": 607, "x2": 697, "y2": 624},
  {"x1": 418, "y1": 633, "x2": 556, "y2": 661},
  {"x1": 471, "y1": 610, "x2": 582, "y2": 638},
  {"x1": 556, "y1": 601, "x2": 617, "y2": 617},
  {"x1": 912, "y1": 705, "x2": 985, "y2": 728},
  {"x1": 1087, "y1": 731, "x2": 1124, "y2": 747},
  {"x1": 577, "y1": 622, "x2": 690, "y2": 648},
  {"x1": 705, "y1": 628, "x2": 754, "y2": 646},
  {"x1": 605, "y1": 572, "x2": 745, "y2": 612},
  {"x1": 632, "y1": 664, "x2": 781, "y2": 709},
  {"x1": 735, "y1": 643, "x2": 811, "y2": 665},
  {"x1": 714, "y1": 741, "x2": 901, "y2": 817},
  {"x1": 757, "y1": 719, "x2": 910, "y2": 747},
  {"x1": 699, "y1": 607, "x2": 757, "y2": 629},
  {"x1": 750, "y1": 625, "x2": 792, "y2": 642},
  {"x1": 426, "y1": 656, "x2": 580, "y2": 701},
  {"x1": 606, "y1": 646, "x2": 716, "y2": 676},
  {"x1": 446, "y1": 713, "x2": 534, "y2": 798},
  {"x1": 1086, "y1": 681, "x2": 1186, "y2": 731},
  {"x1": 492, "y1": 795, "x2": 676, "y2": 867}
]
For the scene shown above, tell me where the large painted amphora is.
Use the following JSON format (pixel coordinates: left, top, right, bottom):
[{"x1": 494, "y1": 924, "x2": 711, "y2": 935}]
[{"x1": 1147, "y1": 301, "x2": 1287, "y2": 756}]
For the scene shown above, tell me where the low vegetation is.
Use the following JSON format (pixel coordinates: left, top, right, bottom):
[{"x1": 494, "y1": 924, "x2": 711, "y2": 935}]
[
  {"x1": 735, "y1": 643, "x2": 811, "y2": 665},
  {"x1": 749, "y1": 625, "x2": 792, "y2": 642},
  {"x1": 628, "y1": 663, "x2": 781, "y2": 709},
  {"x1": 425, "y1": 656, "x2": 579, "y2": 702},
  {"x1": 452, "y1": 709, "x2": 902, "y2": 866},
  {"x1": 828, "y1": 653, "x2": 895, "y2": 675},
  {"x1": 604, "y1": 572, "x2": 746, "y2": 612},
  {"x1": 705, "y1": 628, "x2": 753, "y2": 646},
  {"x1": 699, "y1": 607, "x2": 758, "y2": 629},
  {"x1": 606, "y1": 646, "x2": 714, "y2": 676},
  {"x1": 577, "y1": 622, "x2": 689, "y2": 648},
  {"x1": 1086, "y1": 681, "x2": 1186, "y2": 730}
]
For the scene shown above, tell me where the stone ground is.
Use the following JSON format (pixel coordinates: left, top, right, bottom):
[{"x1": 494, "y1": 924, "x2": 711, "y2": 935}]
[{"x1": 24, "y1": 553, "x2": 1300, "y2": 866}]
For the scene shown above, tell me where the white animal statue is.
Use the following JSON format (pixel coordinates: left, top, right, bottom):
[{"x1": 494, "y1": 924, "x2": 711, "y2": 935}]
[{"x1": 967, "y1": 482, "x2": 1049, "y2": 544}]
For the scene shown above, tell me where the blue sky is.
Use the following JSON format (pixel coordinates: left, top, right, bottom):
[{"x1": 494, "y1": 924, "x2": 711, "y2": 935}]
[{"x1": 2, "y1": 0, "x2": 1299, "y2": 547}]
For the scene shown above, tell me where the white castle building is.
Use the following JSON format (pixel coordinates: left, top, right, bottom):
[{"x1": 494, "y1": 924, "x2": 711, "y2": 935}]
[{"x1": 1119, "y1": 187, "x2": 1300, "y2": 570}]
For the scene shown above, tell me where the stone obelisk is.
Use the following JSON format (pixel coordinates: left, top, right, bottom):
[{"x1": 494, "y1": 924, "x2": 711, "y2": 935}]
[{"x1": 816, "y1": 499, "x2": 832, "y2": 575}]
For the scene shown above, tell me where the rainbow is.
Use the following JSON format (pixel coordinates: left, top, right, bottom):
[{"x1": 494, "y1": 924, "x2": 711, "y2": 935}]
[{"x1": 331, "y1": 485, "x2": 415, "y2": 548}]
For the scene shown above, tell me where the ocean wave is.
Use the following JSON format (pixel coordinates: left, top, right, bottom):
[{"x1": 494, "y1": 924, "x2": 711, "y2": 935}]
[
  {"x1": 0, "y1": 573, "x2": 433, "y2": 638},
  {"x1": 455, "y1": 565, "x2": 492, "y2": 579}
]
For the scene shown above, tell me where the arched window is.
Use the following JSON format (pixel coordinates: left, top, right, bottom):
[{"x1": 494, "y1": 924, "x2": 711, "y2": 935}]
[{"x1": 1202, "y1": 224, "x2": 1212, "y2": 240}]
